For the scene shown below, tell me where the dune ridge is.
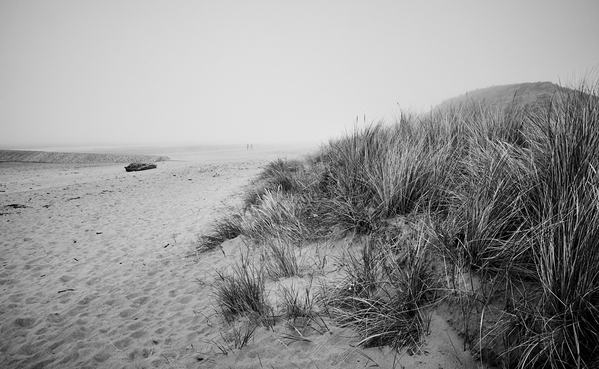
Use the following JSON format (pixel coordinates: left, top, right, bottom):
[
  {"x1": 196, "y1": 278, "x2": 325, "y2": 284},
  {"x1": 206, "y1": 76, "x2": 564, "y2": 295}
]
[{"x1": 0, "y1": 150, "x2": 169, "y2": 164}]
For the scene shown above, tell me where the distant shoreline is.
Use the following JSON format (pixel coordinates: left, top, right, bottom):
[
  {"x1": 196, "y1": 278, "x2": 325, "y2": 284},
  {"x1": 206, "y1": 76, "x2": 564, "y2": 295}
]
[{"x1": 0, "y1": 149, "x2": 169, "y2": 164}]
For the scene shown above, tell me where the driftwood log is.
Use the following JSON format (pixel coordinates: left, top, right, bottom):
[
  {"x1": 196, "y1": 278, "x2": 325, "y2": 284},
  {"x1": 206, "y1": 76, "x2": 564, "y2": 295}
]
[{"x1": 124, "y1": 163, "x2": 157, "y2": 172}]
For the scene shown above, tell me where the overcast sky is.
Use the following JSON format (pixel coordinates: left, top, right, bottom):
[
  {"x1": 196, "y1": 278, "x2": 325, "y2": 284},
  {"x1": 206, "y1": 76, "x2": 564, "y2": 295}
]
[{"x1": 1, "y1": 0, "x2": 598, "y2": 150}]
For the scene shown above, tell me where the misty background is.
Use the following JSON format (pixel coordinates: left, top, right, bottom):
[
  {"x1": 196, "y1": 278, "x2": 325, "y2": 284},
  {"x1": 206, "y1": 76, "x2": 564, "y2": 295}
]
[{"x1": 1, "y1": 0, "x2": 598, "y2": 150}]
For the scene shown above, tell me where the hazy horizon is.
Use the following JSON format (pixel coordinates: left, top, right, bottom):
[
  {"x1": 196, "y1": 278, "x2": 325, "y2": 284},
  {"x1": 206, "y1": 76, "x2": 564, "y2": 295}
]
[
  {"x1": 2, "y1": 1, "x2": 598, "y2": 150},
  {"x1": 2, "y1": 141, "x2": 317, "y2": 153}
]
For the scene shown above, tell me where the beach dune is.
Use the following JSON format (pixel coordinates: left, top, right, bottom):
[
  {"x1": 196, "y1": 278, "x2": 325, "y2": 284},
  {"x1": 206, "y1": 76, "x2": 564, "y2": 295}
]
[{"x1": 0, "y1": 145, "x2": 478, "y2": 369}]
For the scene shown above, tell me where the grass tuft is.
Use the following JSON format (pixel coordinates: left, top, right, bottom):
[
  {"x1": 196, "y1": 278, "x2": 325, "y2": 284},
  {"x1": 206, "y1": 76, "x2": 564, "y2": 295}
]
[
  {"x1": 322, "y1": 231, "x2": 438, "y2": 350},
  {"x1": 261, "y1": 237, "x2": 302, "y2": 280},
  {"x1": 197, "y1": 213, "x2": 243, "y2": 252},
  {"x1": 212, "y1": 253, "x2": 273, "y2": 325}
]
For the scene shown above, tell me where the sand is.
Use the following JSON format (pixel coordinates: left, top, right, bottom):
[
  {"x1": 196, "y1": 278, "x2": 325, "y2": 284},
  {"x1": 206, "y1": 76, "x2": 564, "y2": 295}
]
[{"x1": 0, "y1": 145, "x2": 483, "y2": 369}]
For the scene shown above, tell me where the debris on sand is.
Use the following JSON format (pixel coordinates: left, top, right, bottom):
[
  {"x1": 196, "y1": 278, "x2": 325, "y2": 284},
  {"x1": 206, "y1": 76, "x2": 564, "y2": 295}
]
[{"x1": 124, "y1": 163, "x2": 157, "y2": 172}]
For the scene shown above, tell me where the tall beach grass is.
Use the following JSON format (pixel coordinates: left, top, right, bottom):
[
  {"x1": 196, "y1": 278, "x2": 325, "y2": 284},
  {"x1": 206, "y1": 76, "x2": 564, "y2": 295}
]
[{"x1": 199, "y1": 81, "x2": 599, "y2": 367}]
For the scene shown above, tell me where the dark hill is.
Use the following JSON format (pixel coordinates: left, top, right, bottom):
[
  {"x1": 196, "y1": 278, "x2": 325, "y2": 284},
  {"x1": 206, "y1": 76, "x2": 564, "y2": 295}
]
[{"x1": 433, "y1": 81, "x2": 577, "y2": 112}]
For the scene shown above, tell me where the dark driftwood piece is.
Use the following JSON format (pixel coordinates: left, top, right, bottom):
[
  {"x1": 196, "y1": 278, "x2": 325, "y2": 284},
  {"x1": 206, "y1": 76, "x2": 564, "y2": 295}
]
[{"x1": 124, "y1": 163, "x2": 157, "y2": 172}]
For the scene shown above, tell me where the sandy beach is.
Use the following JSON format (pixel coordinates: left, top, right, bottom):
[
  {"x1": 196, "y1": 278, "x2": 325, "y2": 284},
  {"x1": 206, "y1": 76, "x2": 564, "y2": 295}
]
[{"x1": 1, "y1": 145, "x2": 480, "y2": 369}]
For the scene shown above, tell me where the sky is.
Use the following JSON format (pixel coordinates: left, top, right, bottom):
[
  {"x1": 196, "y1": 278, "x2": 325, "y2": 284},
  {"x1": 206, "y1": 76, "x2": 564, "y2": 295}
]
[{"x1": 1, "y1": 0, "x2": 598, "y2": 150}]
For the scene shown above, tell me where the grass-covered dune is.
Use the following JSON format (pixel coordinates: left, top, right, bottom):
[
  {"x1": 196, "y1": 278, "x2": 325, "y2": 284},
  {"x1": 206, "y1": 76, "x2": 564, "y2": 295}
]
[
  {"x1": 0, "y1": 149, "x2": 169, "y2": 164},
  {"x1": 199, "y1": 81, "x2": 599, "y2": 368}
]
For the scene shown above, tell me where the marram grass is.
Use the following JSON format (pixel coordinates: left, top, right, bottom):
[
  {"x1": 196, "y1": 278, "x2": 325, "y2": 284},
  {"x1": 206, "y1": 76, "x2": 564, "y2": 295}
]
[{"x1": 200, "y1": 80, "x2": 599, "y2": 368}]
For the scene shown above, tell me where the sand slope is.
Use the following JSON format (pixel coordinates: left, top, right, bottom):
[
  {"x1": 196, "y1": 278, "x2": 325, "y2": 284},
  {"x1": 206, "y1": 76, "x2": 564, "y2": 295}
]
[{"x1": 0, "y1": 146, "x2": 482, "y2": 369}]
